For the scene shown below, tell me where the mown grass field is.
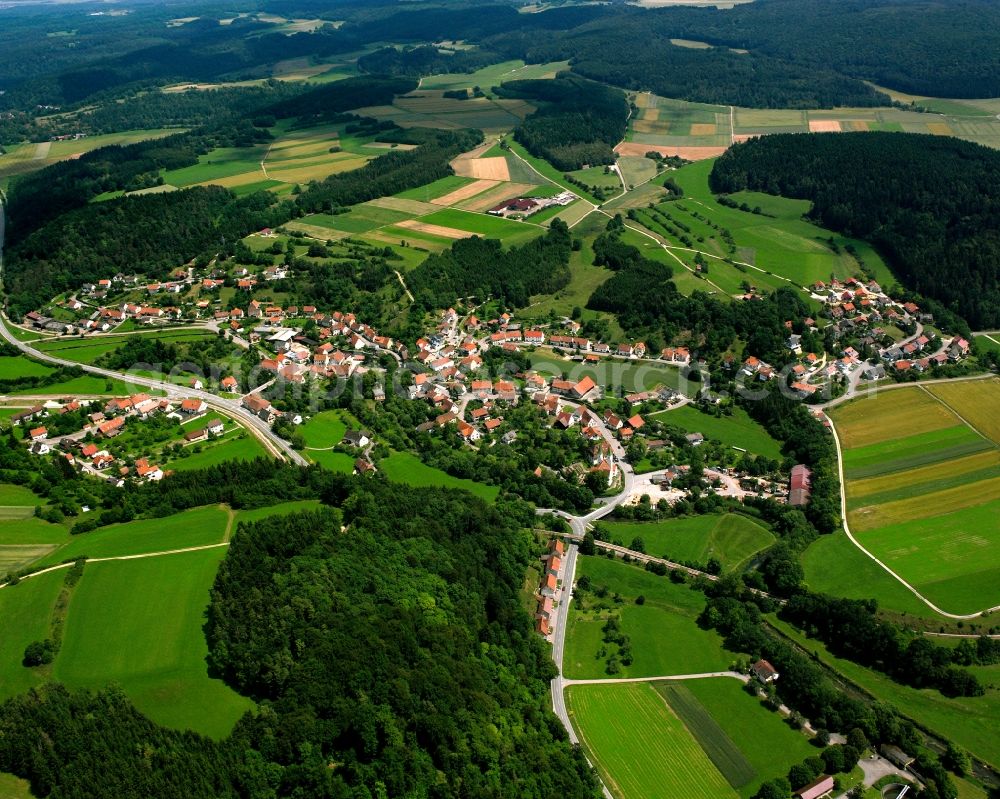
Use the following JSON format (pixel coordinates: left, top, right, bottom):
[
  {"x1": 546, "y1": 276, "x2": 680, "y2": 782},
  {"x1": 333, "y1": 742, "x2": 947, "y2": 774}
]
[
  {"x1": 629, "y1": 92, "x2": 1000, "y2": 154},
  {"x1": 840, "y1": 424, "x2": 989, "y2": 480},
  {"x1": 523, "y1": 212, "x2": 615, "y2": 321},
  {"x1": 300, "y1": 410, "x2": 348, "y2": 448},
  {"x1": 564, "y1": 555, "x2": 735, "y2": 679},
  {"x1": 157, "y1": 120, "x2": 382, "y2": 194},
  {"x1": 419, "y1": 59, "x2": 570, "y2": 92},
  {"x1": 416, "y1": 207, "x2": 543, "y2": 245},
  {"x1": 770, "y1": 615, "x2": 1000, "y2": 771},
  {"x1": 653, "y1": 404, "x2": 783, "y2": 459},
  {"x1": 0, "y1": 484, "x2": 69, "y2": 574},
  {"x1": 599, "y1": 514, "x2": 775, "y2": 571},
  {"x1": 55, "y1": 549, "x2": 254, "y2": 738},
  {"x1": 831, "y1": 381, "x2": 1000, "y2": 615},
  {"x1": 832, "y1": 388, "x2": 961, "y2": 449},
  {"x1": 307, "y1": 448, "x2": 356, "y2": 473},
  {"x1": 855, "y1": 499, "x2": 1000, "y2": 614},
  {"x1": 801, "y1": 533, "x2": 941, "y2": 619},
  {"x1": 379, "y1": 451, "x2": 498, "y2": 502},
  {"x1": 0, "y1": 771, "x2": 32, "y2": 799},
  {"x1": 232, "y1": 499, "x2": 323, "y2": 528},
  {"x1": 34, "y1": 505, "x2": 228, "y2": 567},
  {"x1": 0, "y1": 356, "x2": 53, "y2": 379},
  {"x1": 658, "y1": 678, "x2": 816, "y2": 798},
  {"x1": 169, "y1": 434, "x2": 268, "y2": 472},
  {"x1": 0, "y1": 129, "x2": 179, "y2": 185},
  {"x1": 567, "y1": 682, "x2": 737, "y2": 799}
]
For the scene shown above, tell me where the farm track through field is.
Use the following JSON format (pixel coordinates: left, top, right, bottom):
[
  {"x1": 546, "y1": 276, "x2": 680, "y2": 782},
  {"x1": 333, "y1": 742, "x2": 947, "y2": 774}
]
[
  {"x1": 0, "y1": 541, "x2": 232, "y2": 591},
  {"x1": 919, "y1": 383, "x2": 997, "y2": 445}
]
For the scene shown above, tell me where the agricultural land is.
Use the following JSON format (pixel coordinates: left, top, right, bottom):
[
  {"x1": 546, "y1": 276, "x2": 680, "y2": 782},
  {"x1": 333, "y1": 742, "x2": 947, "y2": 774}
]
[{"x1": 829, "y1": 379, "x2": 1000, "y2": 615}]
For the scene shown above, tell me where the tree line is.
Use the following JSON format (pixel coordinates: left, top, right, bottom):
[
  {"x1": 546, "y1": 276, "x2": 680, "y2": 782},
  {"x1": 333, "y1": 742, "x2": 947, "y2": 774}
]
[
  {"x1": 408, "y1": 219, "x2": 573, "y2": 310},
  {"x1": 494, "y1": 75, "x2": 629, "y2": 171}
]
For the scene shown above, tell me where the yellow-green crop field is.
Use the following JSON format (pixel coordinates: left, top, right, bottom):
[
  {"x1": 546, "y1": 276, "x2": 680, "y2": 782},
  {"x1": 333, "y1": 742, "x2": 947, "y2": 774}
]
[{"x1": 830, "y1": 380, "x2": 1000, "y2": 614}]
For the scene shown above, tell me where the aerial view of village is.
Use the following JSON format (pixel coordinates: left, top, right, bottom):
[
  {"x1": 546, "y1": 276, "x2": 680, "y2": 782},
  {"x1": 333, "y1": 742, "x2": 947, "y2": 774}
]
[{"x1": 0, "y1": 0, "x2": 999, "y2": 797}]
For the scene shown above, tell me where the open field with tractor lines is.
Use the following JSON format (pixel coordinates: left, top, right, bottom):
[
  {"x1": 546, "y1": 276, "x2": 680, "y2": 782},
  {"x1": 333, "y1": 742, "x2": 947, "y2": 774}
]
[
  {"x1": 657, "y1": 678, "x2": 816, "y2": 798},
  {"x1": 830, "y1": 381, "x2": 1000, "y2": 614},
  {"x1": 567, "y1": 682, "x2": 738, "y2": 799}
]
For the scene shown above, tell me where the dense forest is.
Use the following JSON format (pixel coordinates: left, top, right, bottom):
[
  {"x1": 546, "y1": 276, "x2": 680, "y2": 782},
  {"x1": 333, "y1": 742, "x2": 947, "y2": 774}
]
[
  {"x1": 408, "y1": 219, "x2": 573, "y2": 309},
  {"x1": 3, "y1": 0, "x2": 1000, "y2": 137},
  {"x1": 0, "y1": 468, "x2": 602, "y2": 799},
  {"x1": 496, "y1": 28, "x2": 885, "y2": 109},
  {"x1": 710, "y1": 132, "x2": 1000, "y2": 328},
  {"x1": 494, "y1": 75, "x2": 628, "y2": 171}
]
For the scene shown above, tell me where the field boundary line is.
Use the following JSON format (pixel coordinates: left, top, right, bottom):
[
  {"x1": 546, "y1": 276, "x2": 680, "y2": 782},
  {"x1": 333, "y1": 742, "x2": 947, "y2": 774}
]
[
  {"x1": 563, "y1": 671, "x2": 747, "y2": 686},
  {"x1": 825, "y1": 409, "x2": 1000, "y2": 619},
  {"x1": 0, "y1": 542, "x2": 231, "y2": 590},
  {"x1": 917, "y1": 383, "x2": 998, "y2": 446}
]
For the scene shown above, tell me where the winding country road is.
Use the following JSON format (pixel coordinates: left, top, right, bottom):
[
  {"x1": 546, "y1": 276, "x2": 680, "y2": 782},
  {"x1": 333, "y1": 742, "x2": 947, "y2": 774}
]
[{"x1": 0, "y1": 201, "x2": 307, "y2": 467}]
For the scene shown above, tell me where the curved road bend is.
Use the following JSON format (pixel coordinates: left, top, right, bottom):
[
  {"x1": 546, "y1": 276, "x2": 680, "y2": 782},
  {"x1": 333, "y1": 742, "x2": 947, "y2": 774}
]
[{"x1": 0, "y1": 202, "x2": 306, "y2": 466}]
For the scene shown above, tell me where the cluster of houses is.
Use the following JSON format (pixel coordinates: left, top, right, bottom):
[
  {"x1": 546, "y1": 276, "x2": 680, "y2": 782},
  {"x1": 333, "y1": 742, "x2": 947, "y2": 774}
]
[
  {"x1": 13, "y1": 393, "x2": 221, "y2": 485},
  {"x1": 534, "y1": 539, "x2": 565, "y2": 637},
  {"x1": 813, "y1": 278, "x2": 970, "y2": 375}
]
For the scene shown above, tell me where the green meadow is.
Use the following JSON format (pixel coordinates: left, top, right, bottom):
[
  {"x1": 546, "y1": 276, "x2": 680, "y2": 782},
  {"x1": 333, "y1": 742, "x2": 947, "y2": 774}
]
[
  {"x1": 599, "y1": 514, "x2": 775, "y2": 571},
  {"x1": 55, "y1": 549, "x2": 254, "y2": 738},
  {"x1": 855, "y1": 499, "x2": 1000, "y2": 615},
  {"x1": 419, "y1": 59, "x2": 570, "y2": 92},
  {"x1": 34, "y1": 505, "x2": 229, "y2": 567},
  {"x1": 659, "y1": 679, "x2": 816, "y2": 798},
  {"x1": 0, "y1": 569, "x2": 66, "y2": 700},
  {"x1": 396, "y1": 174, "x2": 473, "y2": 201},
  {"x1": 662, "y1": 159, "x2": 897, "y2": 288},
  {"x1": 379, "y1": 451, "x2": 498, "y2": 502},
  {"x1": 35, "y1": 330, "x2": 215, "y2": 365},
  {"x1": 0, "y1": 356, "x2": 53, "y2": 379},
  {"x1": 564, "y1": 555, "x2": 736, "y2": 680},
  {"x1": 168, "y1": 434, "x2": 269, "y2": 472},
  {"x1": 300, "y1": 410, "x2": 348, "y2": 448},
  {"x1": 307, "y1": 448, "x2": 356, "y2": 473},
  {"x1": 801, "y1": 533, "x2": 937, "y2": 619},
  {"x1": 652, "y1": 404, "x2": 784, "y2": 459}
]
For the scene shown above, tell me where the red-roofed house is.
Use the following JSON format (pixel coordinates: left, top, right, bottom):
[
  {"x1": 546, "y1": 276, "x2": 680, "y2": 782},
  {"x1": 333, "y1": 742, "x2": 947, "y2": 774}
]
[{"x1": 180, "y1": 399, "x2": 206, "y2": 415}]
